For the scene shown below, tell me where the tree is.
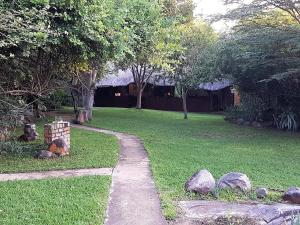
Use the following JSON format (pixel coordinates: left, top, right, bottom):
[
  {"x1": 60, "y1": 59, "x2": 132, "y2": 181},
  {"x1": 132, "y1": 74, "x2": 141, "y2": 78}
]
[
  {"x1": 220, "y1": 0, "x2": 300, "y2": 24},
  {"x1": 215, "y1": 9, "x2": 300, "y2": 89},
  {"x1": 0, "y1": 0, "x2": 132, "y2": 119},
  {"x1": 119, "y1": 0, "x2": 181, "y2": 109},
  {"x1": 170, "y1": 21, "x2": 217, "y2": 119},
  {"x1": 213, "y1": 9, "x2": 300, "y2": 124},
  {"x1": 162, "y1": 0, "x2": 195, "y2": 24}
]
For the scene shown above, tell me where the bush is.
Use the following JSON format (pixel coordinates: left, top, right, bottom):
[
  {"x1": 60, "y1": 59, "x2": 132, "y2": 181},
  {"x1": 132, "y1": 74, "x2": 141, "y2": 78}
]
[
  {"x1": 0, "y1": 141, "x2": 46, "y2": 156},
  {"x1": 41, "y1": 90, "x2": 68, "y2": 111},
  {"x1": 225, "y1": 92, "x2": 268, "y2": 122},
  {"x1": 0, "y1": 141, "x2": 30, "y2": 155},
  {"x1": 0, "y1": 96, "x2": 26, "y2": 138},
  {"x1": 273, "y1": 109, "x2": 299, "y2": 132}
]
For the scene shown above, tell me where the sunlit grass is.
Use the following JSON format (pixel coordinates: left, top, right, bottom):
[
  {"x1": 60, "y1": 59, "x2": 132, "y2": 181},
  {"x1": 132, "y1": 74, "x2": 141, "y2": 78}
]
[{"x1": 87, "y1": 107, "x2": 300, "y2": 219}]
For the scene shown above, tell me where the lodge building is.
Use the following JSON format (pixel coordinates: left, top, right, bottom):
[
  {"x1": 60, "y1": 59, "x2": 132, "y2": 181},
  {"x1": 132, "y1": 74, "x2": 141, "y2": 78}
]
[{"x1": 95, "y1": 69, "x2": 234, "y2": 112}]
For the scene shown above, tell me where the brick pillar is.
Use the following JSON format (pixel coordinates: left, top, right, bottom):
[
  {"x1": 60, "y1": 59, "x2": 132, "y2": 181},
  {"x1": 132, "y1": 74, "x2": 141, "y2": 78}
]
[{"x1": 44, "y1": 121, "x2": 70, "y2": 154}]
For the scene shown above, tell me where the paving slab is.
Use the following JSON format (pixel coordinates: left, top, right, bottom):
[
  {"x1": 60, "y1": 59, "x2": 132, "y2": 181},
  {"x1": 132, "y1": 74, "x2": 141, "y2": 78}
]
[
  {"x1": 73, "y1": 125, "x2": 167, "y2": 225},
  {"x1": 173, "y1": 200, "x2": 300, "y2": 225},
  {"x1": 0, "y1": 168, "x2": 112, "y2": 181}
]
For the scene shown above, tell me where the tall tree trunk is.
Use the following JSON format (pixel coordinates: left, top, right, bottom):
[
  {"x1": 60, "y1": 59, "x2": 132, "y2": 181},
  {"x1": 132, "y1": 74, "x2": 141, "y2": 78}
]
[
  {"x1": 136, "y1": 87, "x2": 143, "y2": 109},
  {"x1": 182, "y1": 91, "x2": 188, "y2": 120},
  {"x1": 82, "y1": 70, "x2": 97, "y2": 120}
]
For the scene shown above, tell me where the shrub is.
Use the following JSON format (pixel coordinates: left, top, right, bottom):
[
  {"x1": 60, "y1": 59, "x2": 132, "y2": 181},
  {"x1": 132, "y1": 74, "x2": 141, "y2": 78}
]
[
  {"x1": 0, "y1": 141, "x2": 30, "y2": 155},
  {"x1": 225, "y1": 93, "x2": 268, "y2": 122},
  {"x1": 0, "y1": 96, "x2": 26, "y2": 138},
  {"x1": 0, "y1": 141, "x2": 46, "y2": 156},
  {"x1": 41, "y1": 90, "x2": 68, "y2": 111},
  {"x1": 273, "y1": 109, "x2": 299, "y2": 132}
]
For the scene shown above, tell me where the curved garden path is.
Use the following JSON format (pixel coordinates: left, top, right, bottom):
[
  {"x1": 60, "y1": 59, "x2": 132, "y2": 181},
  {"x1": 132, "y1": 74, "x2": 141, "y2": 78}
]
[
  {"x1": 72, "y1": 125, "x2": 167, "y2": 225},
  {"x1": 0, "y1": 168, "x2": 112, "y2": 181},
  {"x1": 0, "y1": 123, "x2": 167, "y2": 225}
]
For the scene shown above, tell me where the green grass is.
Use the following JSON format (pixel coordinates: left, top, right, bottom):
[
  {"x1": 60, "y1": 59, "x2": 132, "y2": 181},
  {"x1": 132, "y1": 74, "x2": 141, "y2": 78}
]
[
  {"x1": 0, "y1": 176, "x2": 111, "y2": 225},
  {"x1": 86, "y1": 108, "x2": 300, "y2": 219},
  {"x1": 0, "y1": 119, "x2": 119, "y2": 173}
]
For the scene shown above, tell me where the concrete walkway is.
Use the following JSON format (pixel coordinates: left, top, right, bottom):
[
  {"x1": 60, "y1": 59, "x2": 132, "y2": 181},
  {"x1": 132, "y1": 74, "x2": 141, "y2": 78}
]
[
  {"x1": 0, "y1": 168, "x2": 112, "y2": 181},
  {"x1": 72, "y1": 125, "x2": 167, "y2": 225}
]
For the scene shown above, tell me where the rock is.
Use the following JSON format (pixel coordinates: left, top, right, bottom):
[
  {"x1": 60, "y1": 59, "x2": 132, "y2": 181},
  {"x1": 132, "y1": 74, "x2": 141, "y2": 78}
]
[
  {"x1": 217, "y1": 172, "x2": 251, "y2": 192},
  {"x1": 185, "y1": 170, "x2": 215, "y2": 194},
  {"x1": 283, "y1": 187, "x2": 300, "y2": 204},
  {"x1": 243, "y1": 121, "x2": 251, "y2": 126},
  {"x1": 251, "y1": 121, "x2": 262, "y2": 128},
  {"x1": 35, "y1": 150, "x2": 58, "y2": 159},
  {"x1": 18, "y1": 124, "x2": 38, "y2": 142},
  {"x1": 256, "y1": 188, "x2": 268, "y2": 199},
  {"x1": 236, "y1": 118, "x2": 244, "y2": 125},
  {"x1": 75, "y1": 110, "x2": 86, "y2": 124},
  {"x1": 261, "y1": 121, "x2": 273, "y2": 128},
  {"x1": 48, "y1": 138, "x2": 69, "y2": 156},
  {"x1": 83, "y1": 110, "x2": 89, "y2": 121}
]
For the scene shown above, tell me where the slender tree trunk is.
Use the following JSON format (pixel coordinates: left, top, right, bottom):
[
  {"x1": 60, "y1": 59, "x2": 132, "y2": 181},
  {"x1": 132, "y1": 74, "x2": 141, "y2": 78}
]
[
  {"x1": 82, "y1": 70, "x2": 97, "y2": 120},
  {"x1": 70, "y1": 89, "x2": 78, "y2": 113},
  {"x1": 136, "y1": 87, "x2": 143, "y2": 109},
  {"x1": 182, "y1": 91, "x2": 188, "y2": 120},
  {"x1": 33, "y1": 100, "x2": 41, "y2": 119}
]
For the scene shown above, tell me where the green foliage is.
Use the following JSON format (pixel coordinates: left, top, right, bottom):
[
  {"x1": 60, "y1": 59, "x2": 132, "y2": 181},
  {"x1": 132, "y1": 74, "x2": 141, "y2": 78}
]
[
  {"x1": 219, "y1": 0, "x2": 300, "y2": 25},
  {"x1": 225, "y1": 92, "x2": 268, "y2": 122},
  {"x1": 213, "y1": 7, "x2": 300, "y2": 124},
  {"x1": 0, "y1": 96, "x2": 25, "y2": 132},
  {"x1": 170, "y1": 21, "x2": 217, "y2": 94},
  {"x1": 274, "y1": 110, "x2": 299, "y2": 131},
  {"x1": 0, "y1": 0, "x2": 136, "y2": 118},
  {"x1": 0, "y1": 141, "x2": 44, "y2": 155},
  {"x1": 120, "y1": 0, "x2": 180, "y2": 71},
  {"x1": 162, "y1": 0, "x2": 195, "y2": 24},
  {"x1": 239, "y1": 92, "x2": 268, "y2": 122},
  {"x1": 41, "y1": 90, "x2": 68, "y2": 111}
]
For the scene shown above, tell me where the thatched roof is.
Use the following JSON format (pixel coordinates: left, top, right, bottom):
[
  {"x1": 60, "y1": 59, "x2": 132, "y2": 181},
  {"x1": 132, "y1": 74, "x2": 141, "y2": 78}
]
[{"x1": 96, "y1": 69, "x2": 231, "y2": 91}]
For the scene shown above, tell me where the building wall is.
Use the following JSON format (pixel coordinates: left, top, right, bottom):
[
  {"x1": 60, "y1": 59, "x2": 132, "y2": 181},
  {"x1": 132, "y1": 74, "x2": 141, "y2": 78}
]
[{"x1": 94, "y1": 85, "x2": 234, "y2": 112}]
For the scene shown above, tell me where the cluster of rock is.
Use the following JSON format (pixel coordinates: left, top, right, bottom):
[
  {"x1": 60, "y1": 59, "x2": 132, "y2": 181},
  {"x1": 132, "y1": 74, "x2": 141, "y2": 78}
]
[
  {"x1": 18, "y1": 124, "x2": 39, "y2": 142},
  {"x1": 185, "y1": 170, "x2": 251, "y2": 194},
  {"x1": 185, "y1": 169, "x2": 300, "y2": 204}
]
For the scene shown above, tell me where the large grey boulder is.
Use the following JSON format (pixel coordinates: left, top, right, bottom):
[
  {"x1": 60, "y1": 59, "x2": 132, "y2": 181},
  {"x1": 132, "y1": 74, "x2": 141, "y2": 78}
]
[
  {"x1": 217, "y1": 172, "x2": 251, "y2": 192},
  {"x1": 283, "y1": 187, "x2": 300, "y2": 204},
  {"x1": 185, "y1": 170, "x2": 215, "y2": 194}
]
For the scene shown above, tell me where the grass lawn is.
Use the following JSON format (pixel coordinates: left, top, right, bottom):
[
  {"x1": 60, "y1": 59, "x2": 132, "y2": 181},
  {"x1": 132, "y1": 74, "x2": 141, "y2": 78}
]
[
  {"x1": 87, "y1": 108, "x2": 300, "y2": 219},
  {"x1": 0, "y1": 118, "x2": 119, "y2": 173},
  {"x1": 0, "y1": 176, "x2": 111, "y2": 225}
]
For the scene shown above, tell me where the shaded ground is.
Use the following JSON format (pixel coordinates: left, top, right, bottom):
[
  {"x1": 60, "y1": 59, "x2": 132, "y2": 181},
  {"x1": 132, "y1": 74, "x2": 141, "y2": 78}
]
[{"x1": 86, "y1": 108, "x2": 300, "y2": 219}]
